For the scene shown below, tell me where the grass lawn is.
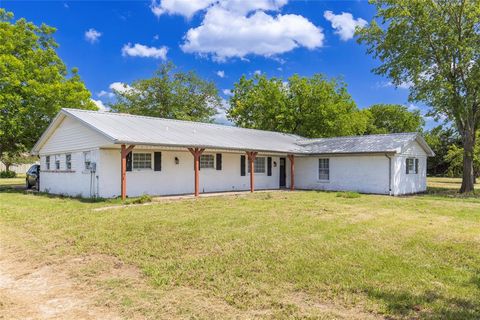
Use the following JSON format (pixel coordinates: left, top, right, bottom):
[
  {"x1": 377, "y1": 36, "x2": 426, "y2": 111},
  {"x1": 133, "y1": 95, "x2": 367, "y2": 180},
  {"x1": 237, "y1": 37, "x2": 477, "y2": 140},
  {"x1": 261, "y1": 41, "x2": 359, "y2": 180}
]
[{"x1": 0, "y1": 177, "x2": 479, "y2": 319}]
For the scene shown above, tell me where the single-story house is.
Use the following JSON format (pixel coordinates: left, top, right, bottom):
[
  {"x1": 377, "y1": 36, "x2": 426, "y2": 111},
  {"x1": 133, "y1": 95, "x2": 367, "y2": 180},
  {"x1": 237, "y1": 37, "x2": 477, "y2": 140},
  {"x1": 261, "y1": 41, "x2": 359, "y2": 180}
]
[{"x1": 31, "y1": 108, "x2": 435, "y2": 199}]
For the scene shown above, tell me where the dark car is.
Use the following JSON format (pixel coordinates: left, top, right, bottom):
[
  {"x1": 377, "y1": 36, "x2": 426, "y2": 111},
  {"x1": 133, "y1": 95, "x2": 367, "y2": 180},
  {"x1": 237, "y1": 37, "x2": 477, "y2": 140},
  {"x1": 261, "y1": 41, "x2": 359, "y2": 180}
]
[{"x1": 26, "y1": 164, "x2": 40, "y2": 190}]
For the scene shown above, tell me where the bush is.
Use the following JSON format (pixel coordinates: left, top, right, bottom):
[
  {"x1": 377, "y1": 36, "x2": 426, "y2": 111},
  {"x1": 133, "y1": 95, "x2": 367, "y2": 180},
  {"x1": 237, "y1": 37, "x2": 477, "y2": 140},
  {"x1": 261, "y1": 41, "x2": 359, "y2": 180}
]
[
  {"x1": 336, "y1": 191, "x2": 361, "y2": 199},
  {"x1": 0, "y1": 171, "x2": 16, "y2": 178},
  {"x1": 126, "y1": 194, "x2": 152, "y2": 205}
]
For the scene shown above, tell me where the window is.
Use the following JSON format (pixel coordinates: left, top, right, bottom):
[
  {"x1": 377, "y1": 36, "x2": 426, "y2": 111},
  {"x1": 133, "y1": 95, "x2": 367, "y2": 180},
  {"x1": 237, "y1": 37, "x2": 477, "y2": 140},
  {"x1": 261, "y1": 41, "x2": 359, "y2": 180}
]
[
  {"x1": 318, "y1": 158, "x2": 330, "y2": 180},
  {"x1": 55, "y1": 155, "x2": 60, "y2": 170},
  {"x1": 132, "y1": 153, "x2": 152, "y2": 169},
  {"x1": 66, "y1": 154, "x2": 72, "y2": 170},
  {"x1": 248, "y1": 157, "x2": 266, "y2": 174},
  {"x1": 45, "y1": 156, "x2": 50, "y2": 170},
  {"x1": 406, "y1": 158, "x2": 419, "y2": 174},
  {"x1": 84, "y1": 151, "x2": 92, "y2": 170},
  {"x1": 200, "y1": 154, "x2": 215, "y2": 169}
]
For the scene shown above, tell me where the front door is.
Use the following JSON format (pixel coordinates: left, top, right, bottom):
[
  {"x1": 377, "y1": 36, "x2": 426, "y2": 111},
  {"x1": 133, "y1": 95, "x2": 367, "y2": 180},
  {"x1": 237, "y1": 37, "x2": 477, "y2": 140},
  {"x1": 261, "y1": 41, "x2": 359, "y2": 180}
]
[{"x1": 279, "y1": 157, "x2": 286, "y2": 187}]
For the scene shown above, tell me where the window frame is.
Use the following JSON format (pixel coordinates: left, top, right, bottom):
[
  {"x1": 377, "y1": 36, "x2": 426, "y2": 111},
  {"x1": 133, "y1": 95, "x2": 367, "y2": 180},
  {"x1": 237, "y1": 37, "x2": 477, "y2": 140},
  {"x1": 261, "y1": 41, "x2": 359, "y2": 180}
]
[
  {"x1": 66, "y1": 154, "x2": 72, "y2": 170},
  {"x1": 45, "y1": 155, "x2": 50, "y2": 170},
  {"x1": 247, "y1": 156, "x2": 266, "y2": 174},
  {"x1": 54, "y1": 154, "x2": 61, "y2": 170},
  {"x1": 132, "y1": 152, "x2": 152, "y2": 170},
  {"x1": 318, "y1": 158, "x2": 330, "y2": 181},
  {"x1": 406, "y1": 157, "x2": 418, "y2": 174},
  {"x1": 200, "y1": 154, "x2": 215, "y2": 169}
]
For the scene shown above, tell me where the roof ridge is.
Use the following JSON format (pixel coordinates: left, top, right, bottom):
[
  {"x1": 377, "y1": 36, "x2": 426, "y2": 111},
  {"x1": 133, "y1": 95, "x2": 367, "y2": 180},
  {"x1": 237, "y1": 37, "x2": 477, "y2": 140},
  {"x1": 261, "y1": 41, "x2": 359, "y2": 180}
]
[
  {"x1": 298, "y1": 132, "x2": 419, "y2": 143},
  {"x1": 62, "y1": 108, "x2": 303, "y2": 139}
]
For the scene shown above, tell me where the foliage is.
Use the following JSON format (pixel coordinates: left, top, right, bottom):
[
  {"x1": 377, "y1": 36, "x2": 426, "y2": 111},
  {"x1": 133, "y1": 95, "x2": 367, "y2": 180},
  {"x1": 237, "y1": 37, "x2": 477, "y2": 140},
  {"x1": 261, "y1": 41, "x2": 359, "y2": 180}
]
[
  {"x1": 357, "y1": 0, "x2": 480, "y2": 192},
  {"x1": 364, "y1": 104, "x2": 424, "y2": 134},
  {"x1": 1, "y1": 187, "x2": 480, "y2": 318},
  {"x1": 0, "y1": 152, "x2": 38, "y2": 171},
  {"x1": 109, "y1": 62, "x2": 220, "y2": 122},
  {"x1": 0, "y1": 9, "x2": 96, "y2": 158},
  {"x1": 424, "y1": 126, "x2": 462, "y2": 176},
  {"x1": 0, "y1": 171, "x2": 16, "y2": 178},
  {"x1": 228, "y1": 74, "x2": 368, "y2": 138},
  {"x1": 126, "y1": 194, "x2": 153, "y2": 205},
  {"x1": 445, "y1": 132, "x2": 480, "y2": 178}
]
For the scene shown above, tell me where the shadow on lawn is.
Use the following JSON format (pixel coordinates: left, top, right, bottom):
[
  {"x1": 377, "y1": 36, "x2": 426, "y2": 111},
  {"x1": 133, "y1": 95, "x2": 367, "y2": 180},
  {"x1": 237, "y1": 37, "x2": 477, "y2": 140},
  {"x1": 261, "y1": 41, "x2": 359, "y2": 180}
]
[
  {"x1": 365, "y1": 287, "x2": 480, "y2": 319},
  {"x1": 0, "y1": 184, "x2": 110, "y2": 204}
]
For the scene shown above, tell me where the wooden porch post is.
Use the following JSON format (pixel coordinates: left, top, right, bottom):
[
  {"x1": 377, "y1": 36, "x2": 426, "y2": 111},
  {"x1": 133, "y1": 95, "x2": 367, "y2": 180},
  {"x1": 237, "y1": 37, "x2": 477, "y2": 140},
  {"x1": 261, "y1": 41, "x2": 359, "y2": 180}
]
[
  {"x1": 188, "y1": 148, "x2": 205, "y2": 197},
  {"x1": 120, "y1": 144, "x2": 135, "y2": 200},
  {"x1": 246, "y1": 151, "x2": 258, "y2": 192},
  {"x1": 287, "y1": 154, "x2": 295, "y2": 191}
]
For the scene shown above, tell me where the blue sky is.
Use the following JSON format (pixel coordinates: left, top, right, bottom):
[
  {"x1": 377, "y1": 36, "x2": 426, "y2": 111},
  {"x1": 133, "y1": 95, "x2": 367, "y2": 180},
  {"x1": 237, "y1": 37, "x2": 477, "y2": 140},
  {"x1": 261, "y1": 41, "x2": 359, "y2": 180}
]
[{"x1": 2, "y1": 0, "x2": 435, "y2": 128}]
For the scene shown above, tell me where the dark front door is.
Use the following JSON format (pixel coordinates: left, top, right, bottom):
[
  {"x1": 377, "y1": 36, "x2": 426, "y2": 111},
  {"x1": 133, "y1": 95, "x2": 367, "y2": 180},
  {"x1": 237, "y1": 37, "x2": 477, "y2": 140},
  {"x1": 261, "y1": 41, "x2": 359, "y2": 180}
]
[{"x1": 279, "y1": 157, "x2": 286, "y2": 187}]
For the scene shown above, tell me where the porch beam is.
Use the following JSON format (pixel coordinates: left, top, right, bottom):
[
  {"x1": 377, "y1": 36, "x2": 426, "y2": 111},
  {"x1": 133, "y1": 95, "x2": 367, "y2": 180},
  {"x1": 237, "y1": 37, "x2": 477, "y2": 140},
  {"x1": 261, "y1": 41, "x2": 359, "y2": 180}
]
[
  {"x1": 188, "y1": 148, "x2": 205, "y2": 197},
  {"x1": 120, "y1": 144, "x2": 135, "y2": 200},
  {"x1": 287, "y1": 154, "x2": 295, "y2": 191},
  {"x1": 246, "y1": 151, "x2": 258, "y2": 192}
]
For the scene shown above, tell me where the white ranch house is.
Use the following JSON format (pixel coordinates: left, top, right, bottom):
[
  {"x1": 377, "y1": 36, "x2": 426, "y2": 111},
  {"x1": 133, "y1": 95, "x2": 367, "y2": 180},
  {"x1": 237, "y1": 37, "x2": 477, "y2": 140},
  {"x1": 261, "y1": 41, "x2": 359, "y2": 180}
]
[{"x1": 32, "y1": 108, "x2": 435, "y2": 199}]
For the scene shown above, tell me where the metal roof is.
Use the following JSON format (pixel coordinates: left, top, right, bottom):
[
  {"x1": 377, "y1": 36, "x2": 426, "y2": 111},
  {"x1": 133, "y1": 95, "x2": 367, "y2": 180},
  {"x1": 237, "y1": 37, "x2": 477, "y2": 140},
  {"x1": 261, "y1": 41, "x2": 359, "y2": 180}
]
[
  {"x1": 32, "y1": 109, "x2": 435, "y2": 156},
  {"x1": 298, "y1": 132, "x2": 435, "y2": 156}
]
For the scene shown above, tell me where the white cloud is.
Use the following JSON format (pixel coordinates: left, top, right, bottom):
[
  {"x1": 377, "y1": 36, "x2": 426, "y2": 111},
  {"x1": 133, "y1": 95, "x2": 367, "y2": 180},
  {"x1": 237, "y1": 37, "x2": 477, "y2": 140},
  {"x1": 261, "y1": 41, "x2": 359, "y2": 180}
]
[
  {"x1": 91, "y1": 99, "x2": 108, "y2": 111},
  {"x1": 323, "y1": 11, "x2": 367, "y2": 41},
  {"x1": 181, "y1": 6, "x2": 323, "y2": 61},
  {"x1": 85, "y1": 28, "x2": 102, "y2": 43},
  {"x1": 97, "y1": 90, "x2": 115, "y2": 98},
  {"x1": 382, "y1": 80, "x2": 413, "y2": 90},
  {"x1": 121, "y1": 43, "x2": 168, "y2": 60},
  {"x1": 254, "y1": 70, "x2": 262, "y2": 75},
  {"x1": 151, "y1": 0, "x2": 287, "y2": 18},
  {"x1": 222, "y1": 89, "x2": 232, "y2": 96},
  {"x1": 150, "y1": 0, "x2": 215, "y2": 18},
  {"x1": 213, "y1": 98, "x2": 232, "y2": 125},
  {"x1": 109, "y1": 82, "x2": 135, "y2": 94},
  {"x1": 216, "y1": 70, "x2": 225, "y2": 78}
]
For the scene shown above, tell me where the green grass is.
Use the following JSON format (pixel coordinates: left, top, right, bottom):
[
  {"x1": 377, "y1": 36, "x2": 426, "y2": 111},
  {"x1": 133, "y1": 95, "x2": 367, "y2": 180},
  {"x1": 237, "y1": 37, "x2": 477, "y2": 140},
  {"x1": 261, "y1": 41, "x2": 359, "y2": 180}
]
[{"x1": 0, "y1": 177, "x2": 479, "y2": 319}]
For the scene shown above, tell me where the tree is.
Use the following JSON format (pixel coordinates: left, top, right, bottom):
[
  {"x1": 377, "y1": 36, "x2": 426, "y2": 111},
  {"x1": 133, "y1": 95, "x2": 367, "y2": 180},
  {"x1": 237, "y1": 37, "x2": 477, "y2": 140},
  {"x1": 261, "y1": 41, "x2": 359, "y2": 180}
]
[
  {"x1": 357, "y1": 1, "x2": 480, "y2": 192},
  {"x1": 109, "y1": 62, "x2": 220, "y2": 122},
  {"x1": 228, "y1": 74, "x2": 369, "y2": 138},
  {"x1": 444, "y1": 134, "x2": 480, "y2": 180},
  {"x1": 0, "y1": 152, "x2": 38, "y2": 172},
  {"x1": 0, "y1": 9, "x2": 96, "y2": 159},
  {"x1": 424, "y1": 126, "x2": 462, "y2": 175},
  {"x1": 364, "y1": 104, "x2": 425, "y2": 134}
]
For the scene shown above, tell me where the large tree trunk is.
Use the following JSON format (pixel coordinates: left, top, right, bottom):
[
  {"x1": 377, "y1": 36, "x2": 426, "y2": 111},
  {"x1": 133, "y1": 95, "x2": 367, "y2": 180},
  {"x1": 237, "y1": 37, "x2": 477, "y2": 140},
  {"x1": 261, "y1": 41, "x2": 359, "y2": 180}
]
[{"x1": 460, "y1": 129, "x2": 476, "y2": 193}]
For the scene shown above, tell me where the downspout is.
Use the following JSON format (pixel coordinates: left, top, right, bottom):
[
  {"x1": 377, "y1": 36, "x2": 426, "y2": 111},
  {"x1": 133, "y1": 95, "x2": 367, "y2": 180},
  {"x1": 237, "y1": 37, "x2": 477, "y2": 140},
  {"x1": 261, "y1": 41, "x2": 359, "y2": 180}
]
[{"x1": 385, "y1": 154, "x2": 392, "y2": 196}]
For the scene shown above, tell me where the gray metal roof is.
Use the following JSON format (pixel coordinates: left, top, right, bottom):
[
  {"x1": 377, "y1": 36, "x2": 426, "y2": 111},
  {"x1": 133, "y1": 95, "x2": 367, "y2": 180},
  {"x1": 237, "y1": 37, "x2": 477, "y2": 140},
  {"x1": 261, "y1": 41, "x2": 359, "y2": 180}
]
[
  {"x1": 298, "y1": 133, "x2": 434, "y2": 156},
  {"x1": 32, "y1": 109, "x2": 435, "y2": 156}
]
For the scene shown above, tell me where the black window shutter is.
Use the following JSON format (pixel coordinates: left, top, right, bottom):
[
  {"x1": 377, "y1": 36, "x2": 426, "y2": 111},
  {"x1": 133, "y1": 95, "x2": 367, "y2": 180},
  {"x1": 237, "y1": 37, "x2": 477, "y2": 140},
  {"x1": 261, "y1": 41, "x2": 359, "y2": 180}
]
[
  {"x1": 154, "y1": 152, "x2": 162, "y2": 171},
  {"x1": 405, "y1": 159, "x2": 409, "y2": 174},
  {"x1": 216, "y1": 153, "x2": 222, "y2": 170},
  {"x1": 240, "y1": 155, "x2": 246, "y2": 176},
  {"x1": 267, "y1": 157, "x2": 272, "y2": 176},
  {"x1": 415, "y1": 158, "x2": 419, "y2": 174},
  {"x1": 126, "y1": 152, "x2": 132, "y2": 172}
]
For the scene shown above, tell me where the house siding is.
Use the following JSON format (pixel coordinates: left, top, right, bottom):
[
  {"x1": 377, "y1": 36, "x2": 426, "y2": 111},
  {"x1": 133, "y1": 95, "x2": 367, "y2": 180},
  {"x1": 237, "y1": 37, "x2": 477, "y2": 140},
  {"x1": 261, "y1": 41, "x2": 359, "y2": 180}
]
[
  {"x1": 98, "y1": 149, "x2": 284, "y2": 198},
  {"x1": 295, "y1": 155, "x2": 391, "y2": 194},
  {"x1": 392, "y1": 141, "x2": 428, "y2": 195},
  {"x1": 40, "y1": 116, "x2": 111, "y2": 154}
]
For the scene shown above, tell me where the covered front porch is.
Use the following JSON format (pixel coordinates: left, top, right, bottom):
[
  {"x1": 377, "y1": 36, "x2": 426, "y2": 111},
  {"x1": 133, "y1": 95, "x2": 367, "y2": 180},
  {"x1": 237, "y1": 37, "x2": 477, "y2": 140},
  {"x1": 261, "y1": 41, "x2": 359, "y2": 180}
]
[{"x1": 114, "y1": 144, "x2": 297, "y2": 200}]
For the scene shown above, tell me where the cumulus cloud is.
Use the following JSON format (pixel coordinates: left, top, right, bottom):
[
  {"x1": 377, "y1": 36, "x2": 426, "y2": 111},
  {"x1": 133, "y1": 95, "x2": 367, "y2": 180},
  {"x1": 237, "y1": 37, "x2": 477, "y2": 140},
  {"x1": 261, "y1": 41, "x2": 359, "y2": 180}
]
[
  {"x1": 216, "y1": 70, "x2": 225, "y2": 78},
  {"x1": 121, "y1": 43, "x2": 168, "y2": 60},
  {"x1": 222, "y1": 89, "x2": 232, "y2": 96},
  {"x1": 91, "y1": 99, "x2": 108, "y2": 111},
  {"x1": 109, "y1": 82, "x2": 135, "y2": 94},
  {"x1": 150, "y1": 0, "x2": 215, "y2": 18},
  {"x1": 254, "y1": 70, "x2": 262, "y2": 75},
  {"x1": 181, "y1": 6, "x2": 324, "y2": 61},
  {"x1": 97, "y1": 90, "x2": 115, "y2": 98},
  {"x1": 213, "y1": 98, "x2": 232, "y2": 125},
  {"x1": 151, "y1": 0, "x2": 287, "y2": 18},
  {"x1": 323, "y1": 11, "x2": 367, "y2": 41},
  {"x1": 85, "y1": 28, "x2": 102, "y2": 43}
]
